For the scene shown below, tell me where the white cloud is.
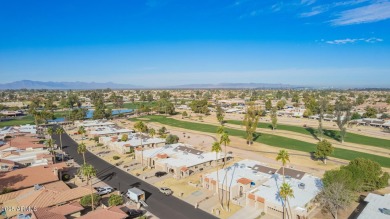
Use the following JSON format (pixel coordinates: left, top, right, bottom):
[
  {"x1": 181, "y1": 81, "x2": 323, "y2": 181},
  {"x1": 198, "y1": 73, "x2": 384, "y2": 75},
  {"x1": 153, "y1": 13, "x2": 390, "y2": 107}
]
[
  {"x1": 331, "y1": 1, "x2": 390, "y2": 25},
  {"x1": 301, "y1": 0, "x2": 316, "y2": 5},
  {"x1": 300, "y1": 10, "x2": 323, "y2": 17},
  {"x1": 325, "y1": 37, "x2": 383, "y2": 44}
]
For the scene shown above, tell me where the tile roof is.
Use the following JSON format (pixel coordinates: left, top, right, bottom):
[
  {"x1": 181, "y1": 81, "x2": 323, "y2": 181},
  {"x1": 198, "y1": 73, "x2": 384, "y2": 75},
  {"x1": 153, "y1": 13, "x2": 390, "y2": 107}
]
[
  {"x1": 237, "y1": 177, "x2": 252, "y2": 185},
  {"x1": 0, "y1": 165, "x2": 62, "y2": 190},
  {"x1": 0, "y1": 159, "x2": 16, "y2": 165},
  {"x1": 48, "y1": 202, "x2": 84, "y2": 216},
  {"x1": 1, "y1": 181, "x2": 91, "y2": 217},
  {"x1": 78, "y1": 206, "x2": 128, "y2": 219},
  {"x1": 32, "y1": 208, "x2": 67, "y2": 219},
  {"x1": 3, "y1": 135, "x2": 43, "y2": 150}
]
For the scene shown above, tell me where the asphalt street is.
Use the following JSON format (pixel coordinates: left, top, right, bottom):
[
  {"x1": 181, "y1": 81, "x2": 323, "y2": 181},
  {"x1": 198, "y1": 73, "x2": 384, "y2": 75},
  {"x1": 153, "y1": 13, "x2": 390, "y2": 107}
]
[{"x1": 52, "y1": 129, "x2": 218, "y2": 219}]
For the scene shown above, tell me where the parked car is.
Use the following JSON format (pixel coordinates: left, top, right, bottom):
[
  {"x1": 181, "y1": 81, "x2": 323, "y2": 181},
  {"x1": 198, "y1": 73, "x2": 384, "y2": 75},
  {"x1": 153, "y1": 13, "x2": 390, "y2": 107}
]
[
  {"x1": 56, "y1": 154, "x2": 70, "y2": 161},
  {"x1": 127, "y1": 209, "x2": 144, "y2": 218},
  {"x1": 95, "y1": 186, "x2": 114, "y2": 195},
  {"x1": 155, "y1": 171, "x2": 167, "y2": 177},
  {"x1": 159, "y1": 187, "x2": 172, "y2": 195}
]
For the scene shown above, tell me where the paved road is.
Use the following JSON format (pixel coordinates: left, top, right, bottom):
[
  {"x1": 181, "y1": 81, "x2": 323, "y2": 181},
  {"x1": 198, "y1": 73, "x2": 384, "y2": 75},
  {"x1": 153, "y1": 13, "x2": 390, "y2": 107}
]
[{"x1": 52, "y1": 129, "x2": 218, "y2": 219}]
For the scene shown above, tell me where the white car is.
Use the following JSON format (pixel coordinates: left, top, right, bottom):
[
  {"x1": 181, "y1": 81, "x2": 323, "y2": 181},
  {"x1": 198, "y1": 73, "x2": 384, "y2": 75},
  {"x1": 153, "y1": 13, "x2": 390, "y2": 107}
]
[
  {"x1": 95, "y1": 186, "x2": 114, "y2": 195},
  {"x1": 159, "y1": 187, "x2": 172, "y2": 195}
]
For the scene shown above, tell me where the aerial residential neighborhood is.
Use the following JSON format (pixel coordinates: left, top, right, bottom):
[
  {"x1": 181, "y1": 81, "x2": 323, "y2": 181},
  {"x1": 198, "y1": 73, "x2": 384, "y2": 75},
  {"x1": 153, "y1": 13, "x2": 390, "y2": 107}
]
[
  {"x1": 0, "y1": 88, "x2": 389, "y2": 219},
  {"x1": 1, "y1": 1, "x2": 390, "y2": 219}
]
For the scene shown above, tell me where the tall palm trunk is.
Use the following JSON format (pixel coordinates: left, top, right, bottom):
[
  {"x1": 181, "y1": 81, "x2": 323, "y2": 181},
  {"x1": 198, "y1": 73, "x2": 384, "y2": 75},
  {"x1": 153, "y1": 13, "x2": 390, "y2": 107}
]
[
  {"x1": 287, "y1": 198, "x2": 293, "y2": 219},
  {"x1": 83, "y1": 153, "x2": 86, "y2": 165},
  {"x1": 90, "y1": 179, "x2": 95, "y2": 211},
  {"x1": 59, "y1": 134, "x2": 64, "y2": 162},
  {"x1": 215, "y1": 152, "x2": 222, "y2": 208},
  {"x1": 140, "y1": 132, "x2": 143, "y2": 166}
]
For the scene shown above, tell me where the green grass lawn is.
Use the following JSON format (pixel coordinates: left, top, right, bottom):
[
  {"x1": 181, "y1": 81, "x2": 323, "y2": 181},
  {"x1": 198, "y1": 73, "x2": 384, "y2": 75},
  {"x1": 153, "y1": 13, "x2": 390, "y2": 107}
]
[
  {"x1": 226, "y1": 120, "x2": 390, "y2": 150},
  {"x1": 0, "y1": 115, "x2": 35, "y2": 127},
  {"x1": 131, "y1": 115, "x2": 390, "y2": 167}
]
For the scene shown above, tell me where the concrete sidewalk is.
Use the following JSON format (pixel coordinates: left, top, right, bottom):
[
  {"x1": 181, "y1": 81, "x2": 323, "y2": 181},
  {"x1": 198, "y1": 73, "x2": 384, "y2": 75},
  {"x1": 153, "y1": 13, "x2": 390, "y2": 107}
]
[{"x1": 228, "y1": 206, "x2": 262, "y2": 219}]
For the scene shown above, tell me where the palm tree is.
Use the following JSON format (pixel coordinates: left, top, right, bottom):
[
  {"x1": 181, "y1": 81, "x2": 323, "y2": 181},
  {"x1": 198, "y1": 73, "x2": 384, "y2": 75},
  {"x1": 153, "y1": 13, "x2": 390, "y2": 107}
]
[
  {"x1": 134, "y1": 121, "x2": 148, "y2": 166},
  {"x1": 78, "y1": 164, "x2": 97, "y2": 210},
  {"x1": 279, "y1": 182, "x2": 294, "y2": 219},
  {"x1": 211, "y1": 141, "x2": 222, "y2": 207},
  {"x1": 216, "y1": 126, "x2": 225, "y2": 137},
  {"x1": 219, "y1": 132, "x2": 230, "y2": 168},
  {"x1": 219, "y1": 132, "x2": 230, "y2": 210},
  {"x1": 78, "y1": 142, "x2": 87, "y2": 164},
  {"x1": 45, "y1": 138, "x2": 56, "y2": 155},
  {"x1": 47, "y1": 127, "x2": 54, "y2": 139},
  {"x1": 56, "y1": 127, "x2": 65, "y2": 161},
  {"x1": 78, "y1": 126, "x2": 86, "y2": 142},
  {"x1": 276, "y1": 149, "x2": 290, "y2": 182}
]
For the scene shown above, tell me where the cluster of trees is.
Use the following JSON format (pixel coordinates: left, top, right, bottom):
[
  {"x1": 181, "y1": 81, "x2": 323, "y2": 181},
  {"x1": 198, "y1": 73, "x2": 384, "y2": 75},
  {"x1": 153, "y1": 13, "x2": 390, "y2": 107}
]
[
  {"x1": 139, "y1": 91, "x2": 154, "y2": 102},
  {"x1": 242, "y1": 102, "x2": 260, "y2": 145},
  {"x1": 189, "y1": 99, "x2": 210, "y2": 115},
  {"x1": 154, "y1": 98, "x2": 175, "y2": 115},
  {"x1": 109, "y1": 93, "x2": 124, "y2": 109},
  {"x1": 317, "y1": 158, "x2": 389, "y2": 219},
  {"x1": 91, "y1": 92, "x2": 112, "y2": 120}
]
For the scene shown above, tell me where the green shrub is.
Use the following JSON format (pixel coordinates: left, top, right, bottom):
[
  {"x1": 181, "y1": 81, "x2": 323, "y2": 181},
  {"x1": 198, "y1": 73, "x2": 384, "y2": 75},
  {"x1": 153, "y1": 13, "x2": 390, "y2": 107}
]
[
  {"x1": 113, "y1": 155, "x2": 120, "y2": 160},
  {"x1": 108, "y1": 194, "x2": 124, "y2": 206},
  {"x1": 62, "y1": 174, "x2": 71, "y2": 181},
  {"x1": 166, "y1": 134, "x2": 179, "y2": 144},
  {"x1": 80, "y1": 194, "x2": 101, "y2": 207},
  {"x1": 94, "y1": 136, "x2": 99, "y2": 142},
  {"x1": 97, "y1": 143, "x2": 103, "y2": 147}
]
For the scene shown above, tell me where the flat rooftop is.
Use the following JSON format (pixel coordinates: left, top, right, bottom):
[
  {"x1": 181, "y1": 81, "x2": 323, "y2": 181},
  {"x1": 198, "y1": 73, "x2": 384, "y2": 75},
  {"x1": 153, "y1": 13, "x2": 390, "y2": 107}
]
[
  {"x1": 358, "y1": 193, "x2": 390, "y2": 219},
  {"x1": 204, "y1": 159, "x2": 275, "y2": 188},
  {"x1": 253, "y1": 173, "x2": 322, "y2": 210}
]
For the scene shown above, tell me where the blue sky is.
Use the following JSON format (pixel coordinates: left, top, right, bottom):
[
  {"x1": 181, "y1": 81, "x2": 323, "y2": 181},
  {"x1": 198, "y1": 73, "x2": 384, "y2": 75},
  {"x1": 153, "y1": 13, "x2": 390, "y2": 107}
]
[{"x1": 0, "y1": 0, "x2": 390, "y2": 87}]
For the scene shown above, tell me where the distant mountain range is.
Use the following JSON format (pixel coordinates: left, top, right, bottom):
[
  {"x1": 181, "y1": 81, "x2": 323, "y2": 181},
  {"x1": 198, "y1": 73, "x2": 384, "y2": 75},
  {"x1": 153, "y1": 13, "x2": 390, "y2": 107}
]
[
  {"x1": 168, "y1": 83, "x2": 300, "y2": 89},
  {"x1": 0, "y1": 80, "x2": 302, "y2": 90}
]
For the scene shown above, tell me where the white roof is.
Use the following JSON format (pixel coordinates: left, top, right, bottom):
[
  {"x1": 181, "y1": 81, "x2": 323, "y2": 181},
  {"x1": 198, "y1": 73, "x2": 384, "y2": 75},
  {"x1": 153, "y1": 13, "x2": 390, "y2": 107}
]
[
  {"x1": 225, "y1": 108, "x2": 242, "y2": 113},
  {"x1": 102, "y1": 134, "x2": 165, "y2": 147},
  {"x1": 253, "y1": 173, "x2": 322, "y2": 210},
  {"x1": 127, "y1": 187, "x2": 144, "y2": 195},
  {"x1": 0, "y1": 149, "x2": 50, "y2": 162},
  {"x1": 76, "y1": 120, "x2": 115, "y2": 127},
  {"x1": 142, "y1": 143, "x2": 186, "y2": 158},
  {"x1": 358, "y1": 193, "x2": 390, "y2": 219},
  {"x1": 90, "y1": 126, "x2": 133, "y2": 135},
  {"x1": 204, "y1": 159, "x2": 275, "y2": 188},
  {"x1": 143, "y1": 143, "x2": 228, "y2": 168}
]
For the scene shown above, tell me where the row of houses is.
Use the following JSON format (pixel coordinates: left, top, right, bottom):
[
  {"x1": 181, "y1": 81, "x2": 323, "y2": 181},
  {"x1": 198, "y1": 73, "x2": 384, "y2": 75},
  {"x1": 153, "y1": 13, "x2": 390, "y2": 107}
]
[
  {"x1": 100, "y1": 134, "x2": 166, "y2": 154},
  {"x1": 75, "y1": 120, "x2": 134, "y2": 137},
  {"x1": 0, "y1": 124, "x2": 38, "y2": 141},
  {"x1": 350, "y1": 118, "x2": 390, "y2": 128},
  {"x1": 0, "y1": 134, "x2": 54, "y2": 168},
  {"x1": 135, "y1": 143, "x2": 232, "y2": 179},
  {"x1": 202, "y1": 159, "x2": 322, "y2": 219}
]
